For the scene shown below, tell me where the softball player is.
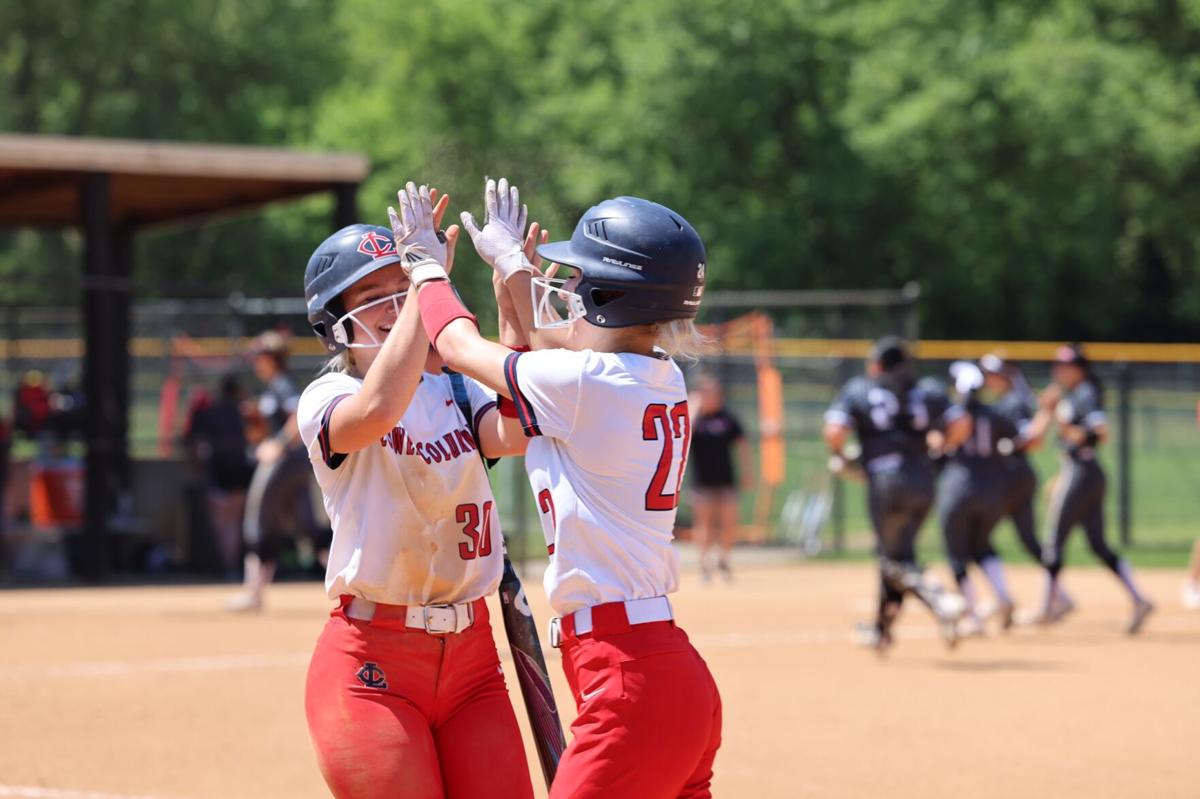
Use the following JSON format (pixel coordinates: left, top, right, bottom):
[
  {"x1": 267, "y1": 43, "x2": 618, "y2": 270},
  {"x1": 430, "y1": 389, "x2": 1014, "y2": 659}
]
[
  {"x1": 225, "y1": 331, "x2": 325, "y2": 612},
  {"x1": 1032, "y1": 345, "x2": 1154, "y2": 634},
  {"x1": 394, "y1": 179, "x2": 721, "y2": 798},
  {"x1": 937, "y1": 362, "x2": 1017, "y2": 634},
  {"x1": 979, "y1": 354, "x2": 1076, "y2": 619},
  {"x1": 824, "y1": 337, "x2": 971, "y2": 652},
  {"x1": 296, "y1": 206, "x2": 534, "y2": 799}
]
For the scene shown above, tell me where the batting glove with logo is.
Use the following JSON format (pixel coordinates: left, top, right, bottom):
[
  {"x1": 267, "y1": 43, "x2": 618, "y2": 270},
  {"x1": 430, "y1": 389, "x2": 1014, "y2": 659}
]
[
  {"x1": 388, "y1": 182, "x2": 449, "y2": 286},
  {"x1": 460, "y1": 177, "x2": 535, "y2": 282}
]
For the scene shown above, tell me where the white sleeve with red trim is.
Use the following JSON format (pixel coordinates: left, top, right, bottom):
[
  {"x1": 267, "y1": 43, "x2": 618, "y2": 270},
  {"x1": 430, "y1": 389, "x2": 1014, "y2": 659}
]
[
  {"x1": 297, "y1": 372, "x2": 363, "y2": 471},
  {"x1": 502, "y1": 349, "x2": 587, "y2": 439},
  {"x1": 465, "y1": 376, "x2": 499, "y2": 434}
]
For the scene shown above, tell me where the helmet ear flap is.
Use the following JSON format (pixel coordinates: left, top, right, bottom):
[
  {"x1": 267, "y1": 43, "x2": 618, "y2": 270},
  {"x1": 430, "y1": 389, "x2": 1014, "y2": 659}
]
[
  {"x1": 328, "y1": 297, "x2": 354, "y2": 346},
  {"x1": 312, "y1": 301, "x2": 351, "y2": 353}
]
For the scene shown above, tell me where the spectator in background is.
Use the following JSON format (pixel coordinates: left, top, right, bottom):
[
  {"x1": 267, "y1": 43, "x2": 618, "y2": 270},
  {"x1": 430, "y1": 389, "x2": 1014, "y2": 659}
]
[
  {"x1": 46, "y1": 374, "x2": 85, "y2": 444},
  {"x1": 184, "y1": 375, "x2": 255, "y2": 575},
  {"x1": 688, "y1": 373, "x2": 753, "y2": 582},
  {"x1": 14, "y1": 370, "x2": 51, "y2": 449},
  {"x1": 226, "y1": 330, "x2": 323, "y2": 611}
]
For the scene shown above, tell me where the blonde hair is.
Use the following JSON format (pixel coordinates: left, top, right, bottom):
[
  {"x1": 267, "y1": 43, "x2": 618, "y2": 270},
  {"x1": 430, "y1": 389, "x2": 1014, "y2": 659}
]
[
  {"x1": 654, "y1": 319, "x2": 712, "y2": 364},
  {"x1": 320, "y1": 350, "x2": 355, "y2": 376}
]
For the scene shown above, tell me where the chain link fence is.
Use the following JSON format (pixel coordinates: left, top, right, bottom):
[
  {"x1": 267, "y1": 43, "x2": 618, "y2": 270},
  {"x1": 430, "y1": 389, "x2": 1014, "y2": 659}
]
[{"x1": 1, "y1": 293, "x2": 1197, "y2": 581}]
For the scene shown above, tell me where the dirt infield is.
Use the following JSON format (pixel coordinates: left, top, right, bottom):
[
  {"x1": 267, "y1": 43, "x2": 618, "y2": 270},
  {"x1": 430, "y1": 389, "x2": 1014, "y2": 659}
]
[{"x1": 1, "y1": 560, "x2": 1196, "y2": 798}]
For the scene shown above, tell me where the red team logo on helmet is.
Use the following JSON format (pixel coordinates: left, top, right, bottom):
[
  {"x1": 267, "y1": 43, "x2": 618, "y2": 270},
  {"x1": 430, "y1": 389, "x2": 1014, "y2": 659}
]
[{"x1": 357, "y1": 231, "x2": 397, "y2": 260}]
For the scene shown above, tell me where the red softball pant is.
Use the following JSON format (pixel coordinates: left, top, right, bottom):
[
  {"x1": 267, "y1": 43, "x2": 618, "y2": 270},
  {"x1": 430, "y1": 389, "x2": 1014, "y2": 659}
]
[
  {"x1": 550, "y1": 614, "x2": 722, "y2": 799},
  {"x1": 305, "y1": 596, "x2": 534, "y2": 799}
]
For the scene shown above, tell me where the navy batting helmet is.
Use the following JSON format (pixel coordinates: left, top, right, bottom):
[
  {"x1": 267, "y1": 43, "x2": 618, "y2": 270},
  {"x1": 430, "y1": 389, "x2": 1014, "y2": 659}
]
[
  {"x1": 304, "y1": 224, "x2": 403, "y2": 353},
  {"x1": 535, "y1": 196, "x2": 706, "y2": 328}
]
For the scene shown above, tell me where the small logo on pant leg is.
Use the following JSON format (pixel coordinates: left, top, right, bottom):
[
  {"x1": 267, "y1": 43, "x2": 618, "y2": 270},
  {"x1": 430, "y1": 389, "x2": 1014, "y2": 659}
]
[{"x1": 356, "y1": 662, "x2": 388, "y2": 689}]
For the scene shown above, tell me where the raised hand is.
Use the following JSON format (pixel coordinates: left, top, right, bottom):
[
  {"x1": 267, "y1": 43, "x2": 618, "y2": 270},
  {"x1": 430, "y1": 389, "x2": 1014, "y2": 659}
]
[
  {"x1": 460, "y1": 177, "x2": 534, "y2": 281},
  {"x1": 387, "y1": 182, "x2": 450, "y2": 286},
  {"x1": 430, "y1": 188, "x2": 460, "y2": 273},
  {"x1": 1038, "y1": 383, "x2": 1062, "y2": 412},
  {"x1": 523, "y1": 221, "x2": 551, "y2": 275}
]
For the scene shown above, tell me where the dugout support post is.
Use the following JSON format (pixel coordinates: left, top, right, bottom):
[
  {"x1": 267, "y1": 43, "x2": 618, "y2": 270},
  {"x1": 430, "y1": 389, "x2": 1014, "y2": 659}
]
[
  {"x1": 81, "y1": 172, "x2": 132, "y2": 580},
  {"x1": 333, "y1": 182, "x2": 359, "y2": 230}
]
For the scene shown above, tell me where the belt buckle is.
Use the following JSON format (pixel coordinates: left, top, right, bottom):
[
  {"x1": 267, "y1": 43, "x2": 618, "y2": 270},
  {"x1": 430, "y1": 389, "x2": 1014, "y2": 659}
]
[
  {"x1": 423, "y1": 604, "x2": 458, "y2": 635},
  {"x1": 548, "y1": 617, "x2": 562, "y2": 649}
]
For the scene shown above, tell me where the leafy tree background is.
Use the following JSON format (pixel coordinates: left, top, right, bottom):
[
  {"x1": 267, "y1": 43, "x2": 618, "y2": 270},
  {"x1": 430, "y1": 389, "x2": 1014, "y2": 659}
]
[{"x1": 3, "y1": 0, "x2": 1200, "y2": 340}]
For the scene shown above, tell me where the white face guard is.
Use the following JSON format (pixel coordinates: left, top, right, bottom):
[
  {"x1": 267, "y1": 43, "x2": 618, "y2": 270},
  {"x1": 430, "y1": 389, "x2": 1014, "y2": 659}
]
[
  {"x1": 332, "y1": 291, "x2": 408, "y2": 349},
  {"x1": 530, "y1": 273, "x2": 587, "y2": 330}
]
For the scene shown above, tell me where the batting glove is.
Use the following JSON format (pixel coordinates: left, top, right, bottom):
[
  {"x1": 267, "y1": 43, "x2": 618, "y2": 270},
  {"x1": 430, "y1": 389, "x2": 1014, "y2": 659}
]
[
  {"x1": 460, "y1": 177, "x2": 534, "y2": 281},
  {"x1": 388, "y1": 182, "x2": 449, "y2": 286}
]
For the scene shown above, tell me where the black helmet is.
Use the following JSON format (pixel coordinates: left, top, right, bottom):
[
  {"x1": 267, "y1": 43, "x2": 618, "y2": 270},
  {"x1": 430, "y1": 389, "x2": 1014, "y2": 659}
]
[
  {"x1": 869, "y1": 335, "x2": 911, "y2": 371},
  {"x1": 1052, "y1": 343, "x2": 1090, "y2": 370},
  {"x1": 535, "y1": 196, "x2": 706, "y2": 328},
  {"x1": 304, "y1": 224, "x2": 403, "y2": 353}
]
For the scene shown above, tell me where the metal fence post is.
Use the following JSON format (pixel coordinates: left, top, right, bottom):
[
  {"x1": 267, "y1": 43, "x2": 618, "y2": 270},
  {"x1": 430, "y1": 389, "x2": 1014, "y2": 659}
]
[
  {"x1": 510, "y1": 456, "x2": 529, "y2": 576},
  {"x1": 1117, "y1": 363, "x2": 1132, "y2": 548}
]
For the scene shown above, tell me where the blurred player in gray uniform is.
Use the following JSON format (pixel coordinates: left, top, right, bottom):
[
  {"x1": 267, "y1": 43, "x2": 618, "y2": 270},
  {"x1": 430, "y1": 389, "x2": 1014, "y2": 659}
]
[
  {"x1": 979, "y1": 354, "x2": 1075, "y2": 618},
  {"x1": 824, "y1": 337, "x2": 971, "y2": 652},
  {"x1": 937, "y1": 362, "x2": 1018, "y2": 635},
  {"x1": 1030, "y1": 344, "x2": 1153, "y2": 633},
  {"x1": 226, "y1": 331, "x2": 325, "y2": 612}
]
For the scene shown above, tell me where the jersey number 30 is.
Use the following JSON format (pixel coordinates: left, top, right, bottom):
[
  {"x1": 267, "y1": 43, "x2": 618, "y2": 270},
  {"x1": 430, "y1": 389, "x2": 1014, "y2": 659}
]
[
  {"x1": 643, "y1": 402, "x2": 691, "y2": 511},
  {"x1": 456, "y1": 501, "x2": 494, "y2": 560}
]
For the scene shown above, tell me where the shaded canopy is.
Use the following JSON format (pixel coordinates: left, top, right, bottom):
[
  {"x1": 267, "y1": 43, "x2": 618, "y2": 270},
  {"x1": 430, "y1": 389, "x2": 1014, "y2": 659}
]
[
  {"x1": 0, "y1": 134, "x2": 366, "y2": 581},
  {"x1": 0, "y1": 134, "x2": 368, "y2": 228}
]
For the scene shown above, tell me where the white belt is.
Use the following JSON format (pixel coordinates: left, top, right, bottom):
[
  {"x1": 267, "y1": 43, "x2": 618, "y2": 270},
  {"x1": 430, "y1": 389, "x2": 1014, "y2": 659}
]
[
  {"x1": 346, "y1": 597, "x2": 476, "y2": 635},
  {"x1": 548, "y1": 596, "x2": 673, "y2": 648}
]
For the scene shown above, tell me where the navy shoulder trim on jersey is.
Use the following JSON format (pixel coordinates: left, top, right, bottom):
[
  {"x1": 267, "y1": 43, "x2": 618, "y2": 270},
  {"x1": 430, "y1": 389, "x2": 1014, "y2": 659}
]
[
  {"x1": 473, "y1": 400, "x2": 498, "y2": 434},
  {"x1": 503, "y1": 351, "x2": 542, "y2": 437},
  {"x1": 318, "y1": 394, "x2": 351, "y2": 470}
]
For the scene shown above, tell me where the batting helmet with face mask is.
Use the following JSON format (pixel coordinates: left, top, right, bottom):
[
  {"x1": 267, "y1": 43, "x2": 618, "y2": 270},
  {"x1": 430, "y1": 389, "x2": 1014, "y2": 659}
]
[
  {"x1": 531, "y1": 196, "x2": 706, "y2": 329},
  {"x1": 304, "y1": 224, "x2": 405, "y2": 353}
]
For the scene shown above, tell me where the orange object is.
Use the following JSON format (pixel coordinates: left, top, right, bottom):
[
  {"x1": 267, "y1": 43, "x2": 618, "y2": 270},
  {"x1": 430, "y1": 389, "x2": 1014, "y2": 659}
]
[
  {"x1": 757, "y1": 365, "x2": 785, "y2": 487},
  {"x1": 30, "y1": 462, "x2": 84, "y2": 529}
]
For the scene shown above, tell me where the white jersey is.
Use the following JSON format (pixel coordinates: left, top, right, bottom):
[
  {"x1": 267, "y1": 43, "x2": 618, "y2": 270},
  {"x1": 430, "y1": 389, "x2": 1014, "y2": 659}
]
[
  {"x1": 297, "y1": 369, "x2": 502, "y2": 606},
  {"x1": 503, "y1": 348, "x2": 688, "y2": 615}
]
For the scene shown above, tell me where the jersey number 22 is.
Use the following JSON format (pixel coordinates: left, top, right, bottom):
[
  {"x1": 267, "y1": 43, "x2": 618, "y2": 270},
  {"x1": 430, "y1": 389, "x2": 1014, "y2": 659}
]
[{"x1": 642, "y1": 402, "x2": 691, "y2": 511}]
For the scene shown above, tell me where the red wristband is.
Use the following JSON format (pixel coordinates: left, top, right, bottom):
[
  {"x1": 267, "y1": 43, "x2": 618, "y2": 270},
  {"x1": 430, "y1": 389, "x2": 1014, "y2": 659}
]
[
  {"x1": 417, "y1": 280, "x2": 478, "y2": 348},
  {"x1": 497, "y1": 395, "x2": 520, "y2": 418},
  {"x1": 508, "y1": 345, "x2": 531, "y2": 353}
]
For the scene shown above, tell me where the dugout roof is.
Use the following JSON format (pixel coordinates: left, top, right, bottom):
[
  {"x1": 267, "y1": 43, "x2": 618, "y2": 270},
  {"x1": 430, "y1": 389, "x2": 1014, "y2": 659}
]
[
  {"x1": 0, "y1": 133, "x2": 368, "y2": 581},
  {"x1": 0, "y1": 134, "x2": 368, "y2": 227}
]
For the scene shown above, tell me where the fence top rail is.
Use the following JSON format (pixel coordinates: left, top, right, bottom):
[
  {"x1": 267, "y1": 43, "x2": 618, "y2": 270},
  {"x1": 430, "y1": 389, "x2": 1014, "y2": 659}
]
[
  {"x1": 721, "y1": 338, "x2": 1200, "y2": 364},
  {"x1": 704, "y1": 285, "x2": 920, "y2": 309},
  {"x1": 3, "y1": 337, "x2": 1200, "y2": 363}
]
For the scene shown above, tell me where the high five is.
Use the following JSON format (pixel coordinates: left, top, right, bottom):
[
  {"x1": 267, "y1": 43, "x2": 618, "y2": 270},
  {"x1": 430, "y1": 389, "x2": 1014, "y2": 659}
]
[{"x1": 390, "y1": 179, "x2": 722, "y2": 799}]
